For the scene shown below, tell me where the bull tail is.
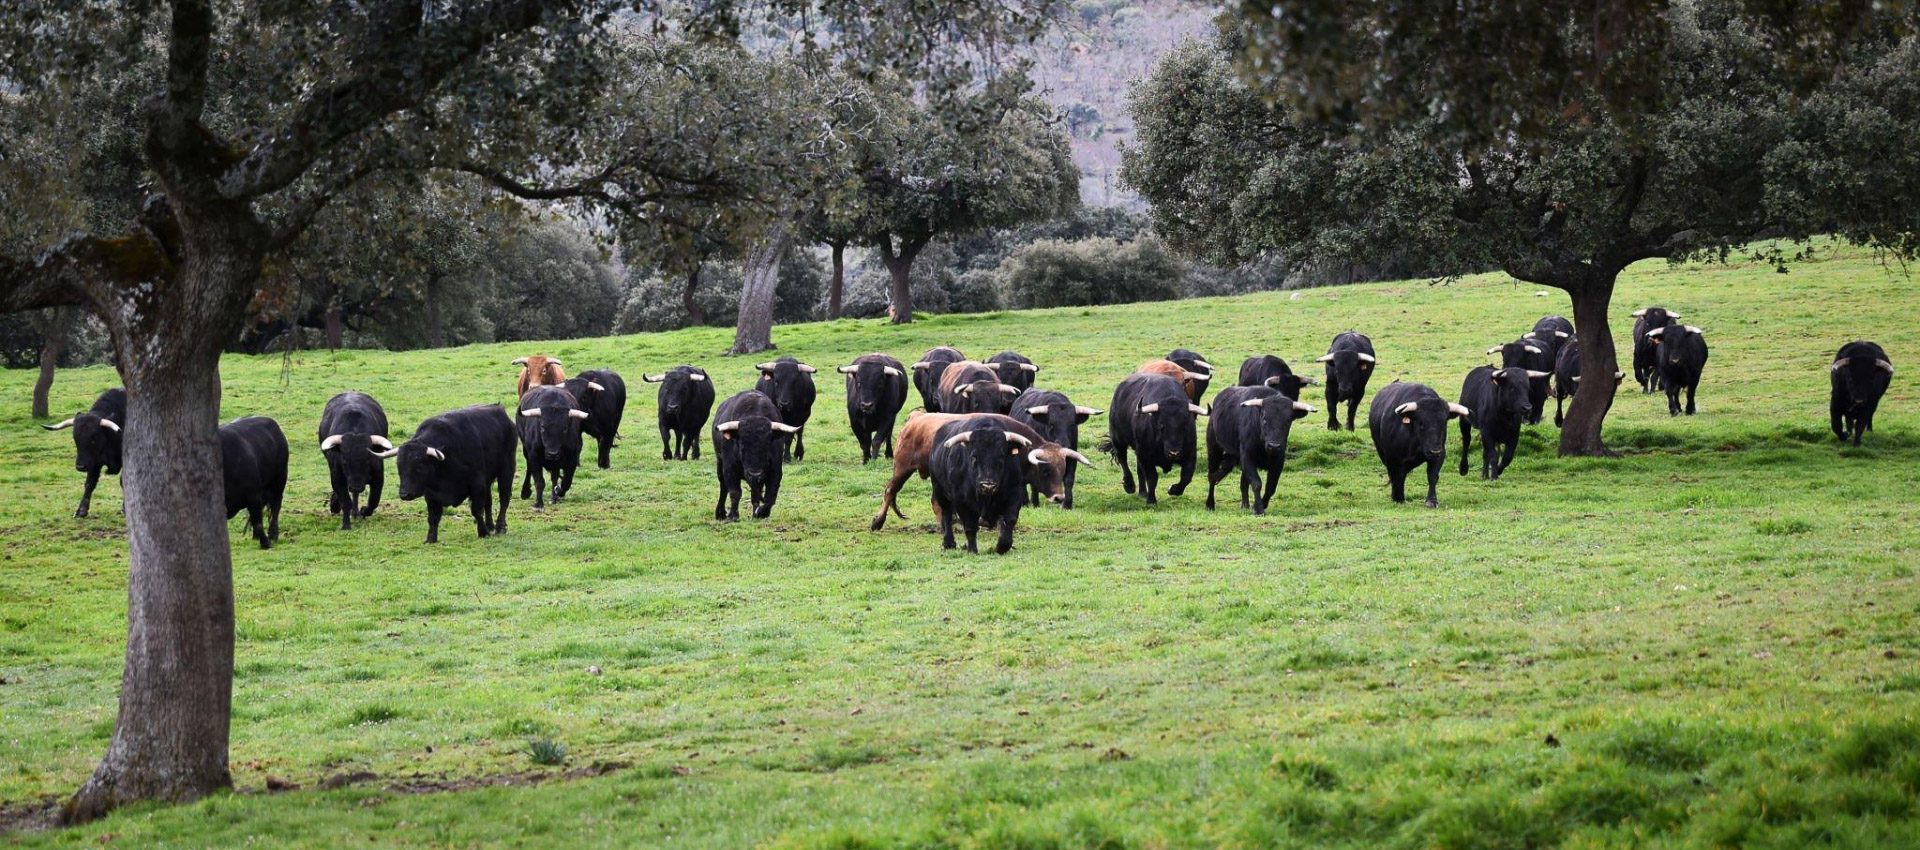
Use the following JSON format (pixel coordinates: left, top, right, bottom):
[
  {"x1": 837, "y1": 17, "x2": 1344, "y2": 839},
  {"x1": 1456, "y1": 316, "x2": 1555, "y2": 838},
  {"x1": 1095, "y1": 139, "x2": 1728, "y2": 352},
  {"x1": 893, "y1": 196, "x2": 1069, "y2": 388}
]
[{"x1": 1096, "y1": 434, "x2": 1122, "y2": 464}]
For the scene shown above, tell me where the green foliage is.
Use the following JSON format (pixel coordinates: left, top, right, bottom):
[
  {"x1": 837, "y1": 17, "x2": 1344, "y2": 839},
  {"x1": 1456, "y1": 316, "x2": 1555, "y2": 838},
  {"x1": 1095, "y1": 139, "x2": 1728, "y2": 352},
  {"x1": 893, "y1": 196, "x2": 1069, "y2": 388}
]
[
  {"x1": 996, "y1": 235, "x2": 1183, "y2": 309},
  {"x1": 526, "y1": 738, "x2": 567, "y2": 767},
  {"x1": 615, "y1": 248, "x2": 827, "y2": 333}
]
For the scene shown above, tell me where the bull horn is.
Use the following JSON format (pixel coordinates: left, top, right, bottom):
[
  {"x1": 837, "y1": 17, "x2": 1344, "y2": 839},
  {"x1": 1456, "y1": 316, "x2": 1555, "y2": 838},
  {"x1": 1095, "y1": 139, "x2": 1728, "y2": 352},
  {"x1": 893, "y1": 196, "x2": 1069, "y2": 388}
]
[
  {"x1": 1522, "y1": 332, "x2": 1537, "y2": 340},
  {"x1": 511, "y1": 357, "x2": 529, "y2": 366},
  {"x1": 1019, "y1": 363, "x2": 1038, "y2": 372},
  {"x1": 520, "y1": 408, "x2": 541, "y2": 417},
  {"x1": 1264, "y1": 376, "x2": 1283, "y2": 387},
  {"x1": 942, "y1": 431, "x2": 973, "y2": 448},
  {"x1": 320, "y1": 434, "x2": 345, "y2": 451},
  {"x1": 372, "y1": 446, "x2": 400, "y2": 459},
  {"x1": 1878, "y1": 359, "x2": 1895, "y2": 374},
  {"x1": 369, "y1": 435, "x2": 395, "y2": 451},
  {"x1": 1356, "y1": 353, "x2": 1376, "y2": 364},
  {"x1": 568, "y1": 409, "x2": 590, "y2": 420},
  {"x1": 1076, "y1": 406, "x2": 1103, "y2": 416},
  {"x1": 770, "y1": 422, "x2": 801, "y2": 434},
  {"x1": 716, "y1": 420, "x2": 741, "y2": 433},
  {"x1": 1630, "y1": 308, "x2": 1647, "y2": 318},
  {"x1": 1524, "y1": 346, "x2": 1542, "y2": 354},
  {"x1": 1183, "y1": 370, "x2": 1208, "y2": 381},
  {"x1": 425, "y1": 447, "x2": 446, "y2": 461},
  {"x1": 1668, "y1": 312, "x2": 1682, "y2": 319},
  {"x1": 911, "y1": 361, "x2": 931, "y2": 370},
  {"x1": 1526, "y1": 370, "x2": 1551, "y2": 379},
  {"x1": 41, "y1": 418, "x2": 75, "y2": 431},
  {"x1": 838, "y1": 365, "x2": 859, "y2": 374},
  {"x1": 587, "y1": 381, "x2": 606, "y2": 392},
  {"x1": 1003, "y1": 431, "x2": 1032, "y2": 447},
  {"x1": 1026, "y1": 405, "x2": 1052, "y2": 416},
  {"x1": 1831, "y1": 358, "x2": 1851, "y2": 371},
  {"x1": 547, "y1": 358, "x2": 563, "y2": 366},
  {"x1": 1685, "y1": 326, "x2": 1703, "y2": 334},
  {"x1": 1190, "y1": 359, "x2": 1215, "y2": 371},
  {"x1": 98, "y1": 418, "x2": 120, "y2": 432},
  {"x1": 883, "y1": 366, "x2": 903, "y2": 377},
  {"x1": 1485, "y1": 346, "x2": 1503, "y2": 355},
  {"x1": 1570, "y1": 375, "x2": 1582, "y2": 383},
  {"x1": 1394, "y1": 402, "x2": 1418, "y2": 416},
  {"x1": 998, "y1": 384, "x2": 1020, "y2": 395},
  {"x1": 1241, "y1": 397, "x2": 1265, "y2": 407},
  {"x1": 1315, "y1": 353, "x2": 1334, "y2": 362},
  {"x1": 756, "y1": 362, "x2": 776, "y2": 372},
  {"x1": 1300, "y1": 376, "x2": 1319, "y2": 385},
  {"x1": 1613, "y1": 371, "x2": 1626, "y2": 379},
  {"x1": 1189, "y1": 403, "x2": 1208, "y2": 416},
  {"x1": 642, "y1": 373, "x2": 665, "y2": 382},
  {"x1": 795, "y1": 363, "x2": 817, "y2": 374},
  {"x1": 958, "y1": 385, "x2": 975, "y2": 396},
  {"x1": 687, "y1": 373, "x2": 707, "y2": 382},
  {"x1": 1293, "y1": 401, "x2": 1316, "y2": 413},
  {"x1": 1028, "y1": 450, "x2": 1049, "y2": 466},
  {"x1": 1447, "y1": 403, "x2": 1471, "y2": 418},
  {"x1": 1064, "y1": 449, "x2": 1093, "y2": 466},
  {"x1": 1140, "y1": 403, "x2": 1160, "y2": 414},
  {"x1": 1556, "y1": 330, "x2": 1570, "y2": 338},
  {"x1": 1646, "y1": 327, "x2": 1666, "y2": 339}
]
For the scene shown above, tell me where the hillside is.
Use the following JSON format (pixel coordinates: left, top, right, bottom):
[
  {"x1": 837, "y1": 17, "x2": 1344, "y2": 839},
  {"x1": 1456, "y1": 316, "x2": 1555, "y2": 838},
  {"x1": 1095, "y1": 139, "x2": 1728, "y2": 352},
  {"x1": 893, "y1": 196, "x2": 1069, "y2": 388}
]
[{"x1": 2, "y1": 248, "x2": 1917, "y2": 846}]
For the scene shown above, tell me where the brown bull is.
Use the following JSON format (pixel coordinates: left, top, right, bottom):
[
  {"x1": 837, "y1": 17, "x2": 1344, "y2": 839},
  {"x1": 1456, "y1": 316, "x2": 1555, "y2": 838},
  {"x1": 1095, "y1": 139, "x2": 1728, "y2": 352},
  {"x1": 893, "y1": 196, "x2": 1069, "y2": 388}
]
[
  {"x1": 871, "y1": 411, "x2": 1090, "y2": 530},
  {"x1": 514, "y1": 355, "x2": 567, "y2": 397},
  {"x1": 1136, "y1": 359, "x2": 1207, "y2": 402}
]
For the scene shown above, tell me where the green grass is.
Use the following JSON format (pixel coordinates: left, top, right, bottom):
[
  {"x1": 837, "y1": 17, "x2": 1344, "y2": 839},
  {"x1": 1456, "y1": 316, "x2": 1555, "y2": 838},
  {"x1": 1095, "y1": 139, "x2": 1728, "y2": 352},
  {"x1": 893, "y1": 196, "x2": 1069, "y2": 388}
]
[{"x1": 2, "y1": 245, "x2": 1918, "y2": 848}]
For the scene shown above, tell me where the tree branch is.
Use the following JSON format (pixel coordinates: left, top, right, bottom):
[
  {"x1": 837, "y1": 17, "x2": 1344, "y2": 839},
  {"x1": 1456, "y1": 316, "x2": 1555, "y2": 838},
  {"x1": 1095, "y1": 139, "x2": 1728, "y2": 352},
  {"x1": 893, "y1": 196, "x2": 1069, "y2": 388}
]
[
  {"x1": 216, "y1": 0, "x2": 556, "y2": 201},
  {"x1": 265, "y1": 160, "x2": 385, "y2": 253},
  {"x1": 0, "y1": 234, "x2": 169, "y2": 315}
]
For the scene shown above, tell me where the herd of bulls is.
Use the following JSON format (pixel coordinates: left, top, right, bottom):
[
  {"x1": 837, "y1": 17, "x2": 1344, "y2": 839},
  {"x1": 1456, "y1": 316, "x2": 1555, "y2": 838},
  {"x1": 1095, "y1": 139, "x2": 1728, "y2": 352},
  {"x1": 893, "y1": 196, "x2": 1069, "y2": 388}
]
[{"x1": 38, "y1": 307, "x2": 1896, "y2": 553}]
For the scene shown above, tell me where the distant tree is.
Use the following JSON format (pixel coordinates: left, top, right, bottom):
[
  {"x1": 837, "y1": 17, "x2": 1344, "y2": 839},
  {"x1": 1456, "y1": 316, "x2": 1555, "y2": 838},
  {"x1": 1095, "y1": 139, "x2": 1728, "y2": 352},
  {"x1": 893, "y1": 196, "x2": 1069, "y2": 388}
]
[
  {"x1": 0, "y1": 0, "x2": 1065, "y2": 821},
  {"x1": 1127, "y1": 4, "x2": 1920, "y2": 455},
  {"x1": 861, "y1": 87, "x2": 1082, "y2": 322},
  {"x1": 998, "y1": 235, "x2": 1183, "y2": 309}
]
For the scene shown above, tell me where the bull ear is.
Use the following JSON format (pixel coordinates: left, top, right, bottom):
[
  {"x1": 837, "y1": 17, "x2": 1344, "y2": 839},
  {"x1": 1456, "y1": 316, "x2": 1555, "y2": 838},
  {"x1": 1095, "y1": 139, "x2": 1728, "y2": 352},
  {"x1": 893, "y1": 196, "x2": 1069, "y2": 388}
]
[
  {"x1": 1189, "y1": 403, "x2": 1208, "y2": 416},
  {"x1": 1026, "y1": 405, "x2": 1052, "y2": 417},
  {"x1": 941, "y1": 431, "x2": 973, "y2": 448},
  {"x1": 369, "y1": 435, "x2": 395, "y2": 451},
  {"x1": 1526, "y1": 370, "x2": 1551, "y2": 379},
  {"x1": 511, "y1": 357, "x2": 529, "y2": 366},
  {"x1": 41, "y1": 418, "x2": 75, "y2": 431},
  {"x1": 1630, "y1": 308, "x2": 1647, "y2": 317},
  {"x1": 1315, "y1": 353, "x2": 1334, "y2": 362},
  {"x1": 1139, "y1": 403, "x2": 1160, "y2": 414},
  {"x1": 715, "y1": 420, "x2": 741, "y2": 433},
  {"x1": 687, "y1": 373, "x2": 706, "y2": 382},
  {"x1": 1240, "y1": 397, "x2": 1265, "y2": 407},
  {"x1": 838, "y1": 365, "x2": 859, "y2": 374},
  {"x1": 425, "y1": 447, "x2": 446, "y2": 461},
  {"x1": 320, "y1": 434, "x2": 345, "y2": 451},
  {"x1": 1356, "y1": 353, "x2": 1376, "y2": 364},
  {"x1": 1447, "y1": 403, "x2": 1471, "y2": 419},
  {"x1": 769, "y1": 422, "x2": 801, "y2": 434},
  {"x1": 1393, "y1": 402, "x2": 1418, "y2": 416},
  {"x1": 642, "y1": 373, "x2": 665, "y2": 382},
  {"x1": 1075, "y1": 406, "x2": 1103, "y2": 417},
  {"x1": 568, "y1": 409, "x2": 590, "y2": 420},
  {"x1": 520, "y1": 408, "x2": 541, "y2": 417},
  {"x1": 587, "y1": 382, "x2": 606, "y2": 392}
]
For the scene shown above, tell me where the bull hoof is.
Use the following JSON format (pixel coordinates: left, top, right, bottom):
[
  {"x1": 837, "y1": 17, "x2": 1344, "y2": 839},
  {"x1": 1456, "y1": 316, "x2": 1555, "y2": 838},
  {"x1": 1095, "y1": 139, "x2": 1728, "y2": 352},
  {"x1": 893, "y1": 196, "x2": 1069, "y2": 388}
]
[
  {"x1": 74, "y1": 508, "x2": 88, "y2": 519},
  {"x1": 1168, "y1": 484, "x2": 1187, "y2": 497},
  {"x1": 1424, "y1": 499, "x2": 1438, "y2": 508},
  {"x1": 359, "y1": 506, "x2": 376, "y2": 518},
  {"x1": 598, "y1": 460, "x2": 610, "y2": 470}
]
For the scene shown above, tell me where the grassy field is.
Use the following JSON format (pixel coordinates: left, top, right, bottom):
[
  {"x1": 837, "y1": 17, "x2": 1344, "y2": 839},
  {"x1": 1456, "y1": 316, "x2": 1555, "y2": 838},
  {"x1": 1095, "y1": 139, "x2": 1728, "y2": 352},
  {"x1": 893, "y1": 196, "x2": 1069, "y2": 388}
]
[{"x1": 3, "y1": 245, "x2": 1918, "y2": 848}]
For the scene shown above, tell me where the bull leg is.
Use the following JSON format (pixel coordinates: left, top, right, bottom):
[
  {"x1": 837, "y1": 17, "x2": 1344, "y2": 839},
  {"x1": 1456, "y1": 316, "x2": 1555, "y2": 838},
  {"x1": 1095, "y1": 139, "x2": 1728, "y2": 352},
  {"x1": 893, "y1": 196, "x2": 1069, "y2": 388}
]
[
  {"x1": 1168, "y1": 455, "x2": 1194, "y2": 497},
  {"x1": 882, "y1": 424, "x2": 895, "y2": 459},
  {"x1": 1684, "y1": 384, "x2": 1697, "y2": 416},
  {"x1": 1117, "y1": 444, "x2": 1135, "y2": 493},
  {"x1": 520, "y1": 457, "x2": 535, "y2": 499},
  {"x1": 75, "y1": 466, "x2": 101, "y2": 518},
  {"x1": 1498, "y1": 437, "x2": 1517, "y2": 478},
  {"x1": 1139, "y1": 462, "x2": 1158, "y2": 505},
  {"x1": 662, "y1": 423, "x2": 675, "y2": 460},
  {"x1": 1832, "y1": 403, "x2": 1849, "y2": 440},
  {"x1": 1458, "y1": 419, "x2": 1473, "y2": 477},
  {"x1": 1345, "y1": 399, "x2": 1359, "y2": 431},
  {"x1": 327, "y1": 465, "x2": 346, "y2": 515},
  {"x1": 1241, "y1": 456, "x2": 1259, "y2": 512},
  {"x1": 246, "y1": 505, "x2": 268, "y2": 549},
  {"x1": 1554, "y1": 392, "x2": 1565, "y2": 427},
  {"x1": 470, "y1": 488, "x2": 491, "y2": 538},
  {"x1": 1258, "y1": 459, "x2": 1282, "y2": 515},
  {"x1": 995, "y1": 515, "x2": 1015, "y2": 555},
  {"x1": 425, "y1": 500, "x2": 443, "y2": 543},
  {"x1": 495, "y1": 471, "x2": 511, "y2": 534},
  {"x1": 1483, "y1": 437, "x2": 1499, "y2": 480},
  {"x1": 268, "y1": 490, "x2": 282, "y2": 545},
  {"x1": 597, "y1": 435, "x2": 612, "y2": 469},
  {"x1": 961, "y1": 513, "x2": 980, "y2": 554},
  {"x1": 855, "y1": 428, "x2": 873, "y2": 464},
  {"x1": 691, "y1": 433, "x2": 701, "y2": 460},
  {"x1": 364, "y1": 465, "x2": 383, "y2": 517},
  {"x1": 1423, "y1": 459, "x2": 1440, "y2": 508},
  {"x1": 794, "y1": 427, "x2": 806, "y2": 462},
  {"x1": 938, "y1": 496, "x2": 957, "y2": 549},
  {"x1": 343, "y1": 490, "x2": 357, "y2": 531},
  {"x1": 1327, "y1": 390, "x2": 1340, "y2": 430},
  {"x1": 1389, "y1": 464, "x2": 1406, "y2": 503},
  {"x1": 1667, "y1": 387, "x2": 1681, "y2": 417},
  {"x1": 872, "y1": 467, "x2": 914, "y2": 530},
  {"x1": 1063, "y1": 464, "x2": 1078, "y2": 510},
  {"x1": 527, "y1": 463, "x2": 545, "y2": 509}
]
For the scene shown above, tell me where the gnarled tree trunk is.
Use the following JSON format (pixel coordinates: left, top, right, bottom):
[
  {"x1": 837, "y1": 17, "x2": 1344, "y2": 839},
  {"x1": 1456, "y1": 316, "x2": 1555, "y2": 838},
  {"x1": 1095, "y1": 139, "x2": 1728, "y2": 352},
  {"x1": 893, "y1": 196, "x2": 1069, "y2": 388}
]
[
  {"x1": 683, "y1": 264, "x2": 707, "y2": 326},
  {"x1": 1558, "y1": 272, "x2": 1622, "y2": 457},
  {"x1": 826, "y1": 242, "x2": 845, "y2": 320},
  {"x1": 877, "y1": 235, "x2": 925, "y2": 325},
  {"x1": 31, "y1": 308, "x2": 72, "y2": 419},
  {"x1": 64, "y1": 224, "x2": 263, "y2": 824},
  {"x1": 731, "y1": 223, "x2": 793, "y2": 355}
]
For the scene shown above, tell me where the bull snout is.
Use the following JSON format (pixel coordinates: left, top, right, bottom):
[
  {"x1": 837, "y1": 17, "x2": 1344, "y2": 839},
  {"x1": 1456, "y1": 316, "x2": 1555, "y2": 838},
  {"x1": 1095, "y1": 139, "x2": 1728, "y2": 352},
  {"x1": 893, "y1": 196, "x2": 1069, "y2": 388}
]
[
  {"x1": 666, "y1": 404, "x2": 681, "y2": 414},
  {"x1": 745, "y1": 468, "x2": 767, "y2": 483},
  {"x1": 858, "y1": 401, "x2": 876, "y2": 414},
  {"x1": 1264, "y1": 442, "x2": 1286, "y2": 452},
  {"x1": 977, "y1": 479, "x2": 1000, "y2": 494},
  {"x1": 1049, "y1": 492, "x2": 1065, "y2": 505},
  {"x1": 1164, "y1": 448, "x2": 1181, "y2": 459}
]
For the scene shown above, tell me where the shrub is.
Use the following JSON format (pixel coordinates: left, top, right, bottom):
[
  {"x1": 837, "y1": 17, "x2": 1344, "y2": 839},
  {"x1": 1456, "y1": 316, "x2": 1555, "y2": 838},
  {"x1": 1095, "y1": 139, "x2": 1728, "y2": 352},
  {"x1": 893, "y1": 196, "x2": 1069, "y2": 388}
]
[
  {"x1": 998, "y1": 235, "x2": 1183, "y2": 309},
  {"x1": 526, "y1": 737, "x2": 567, "y2": 766}
]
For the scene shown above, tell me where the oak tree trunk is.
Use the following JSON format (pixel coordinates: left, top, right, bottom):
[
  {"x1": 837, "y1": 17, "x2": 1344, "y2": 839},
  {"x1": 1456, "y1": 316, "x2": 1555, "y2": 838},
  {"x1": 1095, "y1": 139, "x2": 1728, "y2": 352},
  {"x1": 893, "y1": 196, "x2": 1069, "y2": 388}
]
[
  {"x1": 323, "y1": 304, "x2": 344, "y2": 349},
  {"x1": 731, "y1": 223, "x2": 793, "y2": 355},
  {"x1": 879, "y1": 238, "x2": 924, "y2": 325},
  {"x1": 826, "y1": 243, "x2": 845, "y2": 320},
  {"x1": 1558, "y1": 273, "x2": 1622, "y2": 457},
  {"x1": 63, "y1": 224, "x2": 262, "y2": 824},
  {"x1": 31, "y1": 308, "x2": 71, "y2": 419},
  {"x1": 424, "y1": 274, "x2": 446, "y2": 349},
  {"x1": 683, "y1": 264, "x2": 707, "y2": 326}
]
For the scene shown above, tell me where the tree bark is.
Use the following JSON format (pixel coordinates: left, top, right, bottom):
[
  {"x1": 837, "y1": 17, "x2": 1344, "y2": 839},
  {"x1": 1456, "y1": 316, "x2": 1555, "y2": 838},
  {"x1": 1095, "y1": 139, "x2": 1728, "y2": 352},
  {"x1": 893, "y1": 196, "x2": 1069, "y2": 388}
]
[
  {"x1": 323, "y1": 304, "x2": 344, "y2": 349},
  {"x1": 32, "y1": 308, "x2": 73, "y2": 419},
  {"x1": 682, "y1": 264, "x2": 707, "y2": 326},
  {"x1": 877, "y1": 235, "x2": 925, "y2": 325},
  {"x1": 826, "y1": 242, "x2": 845, "y2": 320},
  {"x1": 424, "y1": 274, "x2": 446, "y2": 349},
  {"x1": 1558, "y1": 271, "x2": 1622, "y2": 456},
  {"x1": 731, "y1": 223, "x2": 793, "y2": 355},
  {"x1": 63, "y1": 223, "x2": 263, "y2": 825}
]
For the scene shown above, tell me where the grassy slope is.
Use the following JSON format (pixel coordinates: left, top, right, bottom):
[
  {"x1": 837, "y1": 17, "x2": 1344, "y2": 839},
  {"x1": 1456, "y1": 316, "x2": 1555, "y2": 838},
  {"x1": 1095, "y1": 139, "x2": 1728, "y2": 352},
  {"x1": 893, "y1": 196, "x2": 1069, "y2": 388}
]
[{"x1": 2, "y1": 247, "x2": 1917, "y2": 848}]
